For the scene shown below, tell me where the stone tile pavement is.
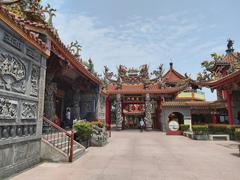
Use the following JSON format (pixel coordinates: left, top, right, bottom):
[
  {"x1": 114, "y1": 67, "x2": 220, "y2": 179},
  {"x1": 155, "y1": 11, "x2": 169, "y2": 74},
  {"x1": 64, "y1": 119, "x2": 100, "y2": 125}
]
[{"x1": 11, "y1": 131, "x2": 240, "y2": 180}]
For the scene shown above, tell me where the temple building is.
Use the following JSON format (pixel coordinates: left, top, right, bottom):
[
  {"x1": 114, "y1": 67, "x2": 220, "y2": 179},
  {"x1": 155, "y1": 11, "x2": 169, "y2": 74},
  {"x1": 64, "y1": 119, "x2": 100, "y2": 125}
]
[
  {"x1": 0, "y1": 2, "x2": 106, "y2": 178},
  {"x1": 197, "y1": 39, "x2": 240, "y2": 125},
  {"x1": 104, "y1": 63, "x2": 215, "y2": 132}
]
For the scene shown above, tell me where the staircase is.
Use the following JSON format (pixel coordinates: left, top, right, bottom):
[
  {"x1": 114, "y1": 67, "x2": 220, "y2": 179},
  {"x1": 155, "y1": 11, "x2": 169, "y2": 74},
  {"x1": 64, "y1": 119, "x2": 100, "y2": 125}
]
[{"x1": 42, "y1": 117, "x2": 85, "y2": 162}]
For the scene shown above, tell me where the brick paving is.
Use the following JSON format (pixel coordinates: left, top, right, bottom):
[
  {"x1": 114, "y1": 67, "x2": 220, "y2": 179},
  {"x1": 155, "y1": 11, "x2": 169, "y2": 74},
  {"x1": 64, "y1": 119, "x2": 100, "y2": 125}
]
[{"x1": 11, "y1": 131, "x2": 240, "y2": 180}]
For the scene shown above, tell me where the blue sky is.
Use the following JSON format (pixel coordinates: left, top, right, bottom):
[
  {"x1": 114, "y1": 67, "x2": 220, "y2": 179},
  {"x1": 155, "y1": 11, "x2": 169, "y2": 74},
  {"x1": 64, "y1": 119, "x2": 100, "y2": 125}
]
[{"x1": 42, "y1": 0, "x2": 240, "y2": 100}]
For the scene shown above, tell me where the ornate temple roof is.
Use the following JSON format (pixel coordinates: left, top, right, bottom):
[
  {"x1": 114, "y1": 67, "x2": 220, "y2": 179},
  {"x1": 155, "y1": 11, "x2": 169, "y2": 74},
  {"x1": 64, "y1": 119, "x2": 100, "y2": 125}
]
[
  {"x1": 198, "y1": 69, "x2": 240, "y2": 89},
  {"x1": 0, "y1": 6, "x2": 50, "y2": 56},
  {"x1": 196, "y1": 39, "x2": 240, "y2": 90},
  {"x1": 105, "y1": 63, "x2": 192, "y2": 95},
  {"x1": 162, "y1": 62, "x2": 185, "y2": 83},
  {"x1": 0, "y1": 2, "x2": 101, "y2": 85}
]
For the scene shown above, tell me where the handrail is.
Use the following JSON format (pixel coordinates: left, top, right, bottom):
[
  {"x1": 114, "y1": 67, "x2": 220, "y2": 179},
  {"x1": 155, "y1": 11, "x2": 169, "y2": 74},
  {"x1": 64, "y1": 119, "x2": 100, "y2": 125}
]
[
  {"x1": 43, "y1": 117, "x2": 71, "y2": 136},
  {"x1": 42, "y1": 116, "x2": 74, "y2": 162}
]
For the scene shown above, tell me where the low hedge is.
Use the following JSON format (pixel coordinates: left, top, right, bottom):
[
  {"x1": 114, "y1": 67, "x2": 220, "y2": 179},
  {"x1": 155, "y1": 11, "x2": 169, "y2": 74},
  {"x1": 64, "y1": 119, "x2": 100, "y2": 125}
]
[
  {"x1": 208, "y1": 124, "x2": 240, "y2": 140},
  {"x1": 180, "y1": 124, "x2": 190, "y2": 131},
  {"x1": 235, "y1": 128, "x2": 240, "y2": 141},
  {"x1": 192, "y1": 125, "x2": 208, "y2": 135}
]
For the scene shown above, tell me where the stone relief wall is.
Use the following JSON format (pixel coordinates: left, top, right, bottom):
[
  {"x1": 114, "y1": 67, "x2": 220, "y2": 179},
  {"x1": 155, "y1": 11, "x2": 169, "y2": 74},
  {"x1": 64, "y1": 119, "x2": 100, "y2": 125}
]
[{"x1": 0, "y1": 23, "x2": 46, "y2": 178}]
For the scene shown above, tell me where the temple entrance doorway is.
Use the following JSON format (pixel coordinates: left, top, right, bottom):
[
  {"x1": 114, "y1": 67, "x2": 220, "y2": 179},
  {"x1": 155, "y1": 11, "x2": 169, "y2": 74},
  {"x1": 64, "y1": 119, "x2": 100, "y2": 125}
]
[
  {"x1": 168, "y1": 112, "x2": 184, "y2": 125},
  {"x1": 124, "y1": 115, "x2": 144, "y2": 129}
]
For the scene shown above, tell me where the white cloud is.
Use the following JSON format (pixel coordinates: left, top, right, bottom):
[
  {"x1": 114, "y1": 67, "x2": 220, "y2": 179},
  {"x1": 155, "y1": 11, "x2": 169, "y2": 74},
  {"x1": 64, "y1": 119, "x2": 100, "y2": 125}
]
[{"x1": 52, "y1": 10, "x2": 222, "y2": 101}]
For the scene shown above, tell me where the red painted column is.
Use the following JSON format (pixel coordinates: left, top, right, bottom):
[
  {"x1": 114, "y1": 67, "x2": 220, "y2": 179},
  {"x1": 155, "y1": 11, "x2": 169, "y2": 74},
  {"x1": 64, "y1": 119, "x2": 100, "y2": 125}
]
[
  {"x1": 156, "y1": 98, "x2": 162, "y2": 129},
  {"x1": 226, "y1": 91, "x2": 233, "y2": 125},
  {"x1": 105, "y1": 96, "x2": 111, "y2": 130},
  {"x1": 211, "y1": 113, "x2": 217, "y2": 124}
]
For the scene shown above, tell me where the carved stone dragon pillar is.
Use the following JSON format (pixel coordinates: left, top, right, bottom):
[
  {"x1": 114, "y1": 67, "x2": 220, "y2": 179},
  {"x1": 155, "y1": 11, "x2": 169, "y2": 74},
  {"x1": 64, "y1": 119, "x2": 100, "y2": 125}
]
[
  {"x1": 144, "y1": 93, "x2": 152, "y2": 131},
  {"x1": 116, "y1": 94, "x2": 123, "y2": 130}
]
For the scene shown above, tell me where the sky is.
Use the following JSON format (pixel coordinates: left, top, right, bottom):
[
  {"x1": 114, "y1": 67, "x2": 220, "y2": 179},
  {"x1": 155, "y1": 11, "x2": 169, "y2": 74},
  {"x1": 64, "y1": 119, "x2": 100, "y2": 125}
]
[{"x1": 42, "y1": 0, "x2": 240, "y2": 100}]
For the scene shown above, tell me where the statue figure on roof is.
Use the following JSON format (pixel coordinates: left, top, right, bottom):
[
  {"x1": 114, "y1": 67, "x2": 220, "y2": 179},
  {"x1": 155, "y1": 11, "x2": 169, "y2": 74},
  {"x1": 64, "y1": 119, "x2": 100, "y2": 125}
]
[
  {"x1": 227, "y1": 39, "x2": 234, "y2": 51},
  {"x1": 152, "y1": 64, "x2": 164, "y2": 80},
  {"x1": 104, "y1": 66, "x2": 117, "y2": 83},
  {"x1": 68, "y1": 41, "x2": 82, "y2": 59},
  {"x1": 118, "y1": 65, "x2": 127, "y2": 78},
  {"x1": 87, "y1": 58, "x2": 94, "y2": 73},
  {"x1": 2, "y1": 0, "x2": 56, "y2": 26},
  {"x1": 42, "y1": 3, "x2": 56, "y2": 27},
  {"x1": 139, "y1": 64, "x2": 149, "y2": 79}
]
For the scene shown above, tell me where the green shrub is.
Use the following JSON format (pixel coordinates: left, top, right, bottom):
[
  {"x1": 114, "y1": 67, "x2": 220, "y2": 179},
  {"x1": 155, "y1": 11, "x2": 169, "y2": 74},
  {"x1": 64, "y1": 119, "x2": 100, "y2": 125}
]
[
  {"x1": 73, "y1": 121, "x2": 93, "y2": 142},
  {"x1": 208, "y1": 124, "x2": 240, "y2": 139},
  {"x1": 192, "y1": 125, "x2": 208, "y2": 135},
  {"x1": 234, "y1": 128, "x2": 240, "y2": 141},
  {"x1": 180, "y1": 124, "x2": 190, "y2": 131}
]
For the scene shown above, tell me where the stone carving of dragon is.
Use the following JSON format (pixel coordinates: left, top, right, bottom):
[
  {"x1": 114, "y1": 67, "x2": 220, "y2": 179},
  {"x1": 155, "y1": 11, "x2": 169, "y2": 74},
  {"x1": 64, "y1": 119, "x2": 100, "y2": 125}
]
[{"x1": 68, "y1": 41, "x2": 82, "y2": 60}]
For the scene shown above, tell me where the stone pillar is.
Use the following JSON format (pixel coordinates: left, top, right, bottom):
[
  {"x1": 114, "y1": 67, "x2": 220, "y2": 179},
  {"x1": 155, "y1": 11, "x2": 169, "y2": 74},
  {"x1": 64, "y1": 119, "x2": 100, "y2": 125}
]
[
  {"x1": 72, "y1": 89, "x2": 80, "y2": 120},
  {"x1": 36, "y1": 63, "x2": 46, "y2": 137},
  {"x1": 44, "y1": 81, "x2": 57, "y2": 120},
  {"x1": 144, "y1": 93, "x2": 152, "y2": 131},
  {"x1": 116, "y1": 94, "x2": 123, "y2": 130}
]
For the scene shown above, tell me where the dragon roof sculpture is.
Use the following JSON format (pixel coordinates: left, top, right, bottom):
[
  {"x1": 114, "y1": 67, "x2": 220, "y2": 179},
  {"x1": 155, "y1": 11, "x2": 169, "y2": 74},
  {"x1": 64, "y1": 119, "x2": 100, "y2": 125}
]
[{"x1": 104, "y1": 64, "x2": 192, "y2": 92}]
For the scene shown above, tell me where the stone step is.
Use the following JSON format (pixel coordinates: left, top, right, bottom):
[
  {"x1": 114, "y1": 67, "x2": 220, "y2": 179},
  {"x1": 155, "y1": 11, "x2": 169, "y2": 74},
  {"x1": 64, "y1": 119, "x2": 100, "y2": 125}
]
[
  {"x1": 61, "y1": 143, "x2": 81, "y2": 153},
  {"x1": 73, "y1": 147, "x2": 85, "y2": 161}
]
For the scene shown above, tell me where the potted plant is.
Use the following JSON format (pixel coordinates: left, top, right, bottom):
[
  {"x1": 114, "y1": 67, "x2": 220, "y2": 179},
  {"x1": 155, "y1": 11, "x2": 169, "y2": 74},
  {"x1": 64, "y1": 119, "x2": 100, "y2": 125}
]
[{"x1": 73, "y1": 121, "x2": 93, "y2": 148}]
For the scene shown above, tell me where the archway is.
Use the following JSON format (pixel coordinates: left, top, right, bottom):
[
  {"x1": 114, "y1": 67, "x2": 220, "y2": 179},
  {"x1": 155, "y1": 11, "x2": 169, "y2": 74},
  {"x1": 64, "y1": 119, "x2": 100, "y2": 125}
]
[{"x1": 168, "y1": 112, "x2": 184, "y2": 125}]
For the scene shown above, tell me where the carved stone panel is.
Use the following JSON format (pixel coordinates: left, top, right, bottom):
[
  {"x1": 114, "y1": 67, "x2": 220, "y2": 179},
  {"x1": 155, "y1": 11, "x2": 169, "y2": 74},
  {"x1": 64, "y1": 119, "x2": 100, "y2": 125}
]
[
  {"x1": 0, "y1": 97, "x2": 17, "y2": 120},
  {"x1": 14, "y1": 142, "x2": 28, "y2": 163},
  {"x1": 0, "y1": 52, "x2": 27, "y2": 94},
  {"x1": 0, "y1": 144, "x2": 13, "y2": 168},
  {"x1": 21, "y1": 102, "x2": 37, "y2": 120},
  {"x1": 26, "y1": 47, "x2": 41, "y2": 61},
  {"x1": 30, "y1": 65, "x2": 40, "y2": 97},
  {"x1": 3, "y1": 32, "x2": 24, "y2": 52}
]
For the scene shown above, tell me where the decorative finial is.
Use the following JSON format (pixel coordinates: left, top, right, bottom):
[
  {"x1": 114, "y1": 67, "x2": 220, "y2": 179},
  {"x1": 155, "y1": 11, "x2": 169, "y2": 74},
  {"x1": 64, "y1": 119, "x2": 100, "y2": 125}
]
[
  {"x1": 169, "y1": 62, "x2": 173, "y2": 70},
  {"x1": 226, "y1": 38, "x2": 234, "y2": 54}
]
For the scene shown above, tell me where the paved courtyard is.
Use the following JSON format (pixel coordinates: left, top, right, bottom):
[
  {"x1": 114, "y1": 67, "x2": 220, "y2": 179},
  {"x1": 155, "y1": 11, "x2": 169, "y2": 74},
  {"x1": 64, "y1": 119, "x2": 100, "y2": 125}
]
[{"x1": 12, "y1": 131, "x2": 240, "y2": 180}]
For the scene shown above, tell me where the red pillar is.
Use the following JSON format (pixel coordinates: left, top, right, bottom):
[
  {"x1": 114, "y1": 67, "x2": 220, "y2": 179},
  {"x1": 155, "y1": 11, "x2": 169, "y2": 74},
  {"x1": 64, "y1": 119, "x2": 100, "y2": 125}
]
[
  {"x1": 211, "y1": 113, "x2": 217, "y2": 124},
  {"x1": 156, "y1": 98, "x2": 162, "y2": 129},
  {"x1": 105, "y1": 96, "x2": 111, "y2": 130},
  {"x1": 226, "y1": 91, "x2": 233, "y2": 125}
]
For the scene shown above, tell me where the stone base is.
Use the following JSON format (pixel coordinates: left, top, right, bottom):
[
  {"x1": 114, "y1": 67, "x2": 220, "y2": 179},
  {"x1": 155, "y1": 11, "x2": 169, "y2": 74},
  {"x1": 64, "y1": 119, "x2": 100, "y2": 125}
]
[
  {"x1": 0, "y1": 139, "x2": 41, "y2": 179},
  {"x1": 116, "y1": 126, "x2": 122, "y2": 131},
  {"x1": 166, "y1": 130, "x2": 182, "y2": 135},
  {"x1": 145, "y1": 127, "x2": 153, "y2": 131}
]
